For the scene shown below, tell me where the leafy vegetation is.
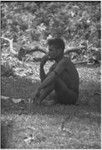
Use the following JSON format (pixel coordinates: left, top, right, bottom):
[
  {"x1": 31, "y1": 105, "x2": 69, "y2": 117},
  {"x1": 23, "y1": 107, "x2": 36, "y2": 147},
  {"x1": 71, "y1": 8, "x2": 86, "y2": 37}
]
[{"x1": 1, "y1": 1, "x2": 101, "y2": 66}]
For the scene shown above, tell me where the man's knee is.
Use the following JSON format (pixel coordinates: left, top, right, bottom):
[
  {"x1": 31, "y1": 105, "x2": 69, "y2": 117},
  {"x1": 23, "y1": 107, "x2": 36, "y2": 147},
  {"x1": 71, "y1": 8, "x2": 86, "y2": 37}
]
[{"x1": 55, "y1": 77, "x2": 68, "y2": 93}]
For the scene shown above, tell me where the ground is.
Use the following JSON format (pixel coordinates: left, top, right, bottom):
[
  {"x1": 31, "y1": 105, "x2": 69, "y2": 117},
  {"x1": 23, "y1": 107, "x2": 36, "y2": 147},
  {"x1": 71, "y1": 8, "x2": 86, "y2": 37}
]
[{"x1": 1, "y1": 62, "x2": 101, "y2": 149}]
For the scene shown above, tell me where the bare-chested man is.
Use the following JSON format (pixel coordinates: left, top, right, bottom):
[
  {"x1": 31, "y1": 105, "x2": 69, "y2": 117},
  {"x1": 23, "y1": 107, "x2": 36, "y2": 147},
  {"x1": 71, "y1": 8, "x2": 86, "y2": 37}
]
[{"x1": 34, "y1": 38, "x2": 79, "y2": 105}]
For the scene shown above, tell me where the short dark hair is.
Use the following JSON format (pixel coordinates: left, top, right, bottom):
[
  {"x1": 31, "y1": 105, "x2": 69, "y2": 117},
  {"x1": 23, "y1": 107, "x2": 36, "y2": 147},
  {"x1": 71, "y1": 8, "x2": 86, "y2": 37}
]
[{"x1": 47, "y1": 38, "x2": 65, "y2": 50}]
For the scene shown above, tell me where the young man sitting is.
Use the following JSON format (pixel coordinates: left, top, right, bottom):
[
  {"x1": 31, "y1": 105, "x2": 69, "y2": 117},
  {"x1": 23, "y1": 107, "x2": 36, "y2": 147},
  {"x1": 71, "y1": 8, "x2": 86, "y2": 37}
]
[{"x1": 34, "y1": 38, "x2": 79, "y2": 105}]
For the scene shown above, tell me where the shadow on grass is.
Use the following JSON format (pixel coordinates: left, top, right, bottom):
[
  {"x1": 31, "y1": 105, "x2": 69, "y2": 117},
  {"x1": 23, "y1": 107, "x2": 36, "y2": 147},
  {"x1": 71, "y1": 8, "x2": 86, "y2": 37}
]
[
  {"x1": 1, "y1": 74, "x2": 101, "y2": 149},
  {"x1": 79, "y1": 79, "x2": 101, "y2": 113},
  {"x1": 1, "y1": 75, "x2": 101, "y2": 119},
  {"x1": 1, "y1": 76, "x2": 40, "y2": 114}
]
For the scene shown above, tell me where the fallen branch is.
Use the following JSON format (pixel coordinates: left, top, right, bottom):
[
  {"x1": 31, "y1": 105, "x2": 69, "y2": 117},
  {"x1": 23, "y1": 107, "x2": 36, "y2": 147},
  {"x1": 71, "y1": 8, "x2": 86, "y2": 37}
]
[
  {"x1": 18, "y1": 47, "x2": 46, "y2": 61},
  {"x1": 1, "y1": 36, "x2": 86, "y2": 63},
  {"x1": 73, "y1": 61, "x2": 88, "y2": 65},
  {"x1": 31, "y1": 46, "x2": 86, "y2": 63},
  {"x1": 29, "y1": 46, "x2": 86, "y2": 62},
  {"x1": 26, "y1": 45, "x2": 85, "y2": 56},
  {"x1": 26, "y1": 47, "x2": 47, "y2": 54},
  {"x1": 33, "y1": 57, "x2": 42, "y2": 62},
  {"x1": 64, "y1": 46, "x2": 86, "y2": 55}
]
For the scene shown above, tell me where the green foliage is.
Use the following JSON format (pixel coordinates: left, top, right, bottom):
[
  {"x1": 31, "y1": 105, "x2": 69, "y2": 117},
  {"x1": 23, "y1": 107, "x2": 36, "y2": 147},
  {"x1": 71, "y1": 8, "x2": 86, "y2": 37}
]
[{"x1": 1, "y1": 1, "x2": 101, "y2": 63}]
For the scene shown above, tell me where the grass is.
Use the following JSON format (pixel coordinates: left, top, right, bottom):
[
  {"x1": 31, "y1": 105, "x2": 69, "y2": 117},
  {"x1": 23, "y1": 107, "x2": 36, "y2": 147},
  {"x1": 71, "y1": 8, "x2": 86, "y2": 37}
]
[{"x1": 1, "y1": 62, "x2": 101, "y2": 149}]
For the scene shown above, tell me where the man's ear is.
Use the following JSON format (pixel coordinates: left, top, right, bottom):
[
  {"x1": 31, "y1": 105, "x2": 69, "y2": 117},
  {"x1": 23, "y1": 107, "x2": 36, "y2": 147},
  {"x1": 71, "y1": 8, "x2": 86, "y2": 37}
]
[{"x1": 58, "y1": 48, "x2": 63, "y2": 55}]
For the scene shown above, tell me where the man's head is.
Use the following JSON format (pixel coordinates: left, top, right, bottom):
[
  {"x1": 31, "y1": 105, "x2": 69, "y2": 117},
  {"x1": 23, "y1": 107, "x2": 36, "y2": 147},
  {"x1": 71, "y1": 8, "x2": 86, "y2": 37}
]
[{"x1": 47, "y1": 38, "x2": 65, "y2": 61}]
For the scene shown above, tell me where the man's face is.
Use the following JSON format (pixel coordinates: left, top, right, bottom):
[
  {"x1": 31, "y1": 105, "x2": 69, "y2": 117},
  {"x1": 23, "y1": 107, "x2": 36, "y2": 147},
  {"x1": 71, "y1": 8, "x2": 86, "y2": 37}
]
[{"x1": 48, "y1": 45, "x2": 60, "y2": 60}]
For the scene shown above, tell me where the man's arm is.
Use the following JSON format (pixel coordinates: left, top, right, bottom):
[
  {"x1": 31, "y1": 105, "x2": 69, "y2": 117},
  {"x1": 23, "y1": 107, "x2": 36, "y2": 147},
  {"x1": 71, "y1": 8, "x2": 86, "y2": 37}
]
[
  {"x1": 40, "y1": 65, "x2": 46, "y2": 82},
  {"x1": 38, "y1": 58, "x2": 67, "y2": 91},
  {"x1": 36, "y1": 84, "x2": 54, "y2": 104},
  {"x1": 40, "y1": 54, "x2": 49, "y2": 82},
  {"x1": 38, "y1": 71, "x2": 55, "y2": 91},
  {"x1": 34, "y1": 71, "x2": 55, "y2": 102}
]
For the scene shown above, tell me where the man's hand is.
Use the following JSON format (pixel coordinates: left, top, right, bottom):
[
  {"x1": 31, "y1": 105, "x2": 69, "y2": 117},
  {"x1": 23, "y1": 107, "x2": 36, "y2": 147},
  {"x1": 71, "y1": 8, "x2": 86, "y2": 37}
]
[{"x1": 40, "y1": 54, "x2": 49, "y2": 67}]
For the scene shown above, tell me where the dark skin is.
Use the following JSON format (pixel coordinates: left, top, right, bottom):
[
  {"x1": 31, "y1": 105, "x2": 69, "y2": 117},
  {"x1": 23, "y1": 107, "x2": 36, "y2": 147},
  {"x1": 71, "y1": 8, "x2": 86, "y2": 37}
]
[{"x1": 34, "y1": 44, "x2": 79, "y2": 105}]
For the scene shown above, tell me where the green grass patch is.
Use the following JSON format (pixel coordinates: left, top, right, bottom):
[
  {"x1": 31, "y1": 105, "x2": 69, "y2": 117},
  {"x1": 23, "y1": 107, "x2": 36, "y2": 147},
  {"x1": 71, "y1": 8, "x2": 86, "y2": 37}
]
[{"x1": 1, "y1": 64, "x2": 101, "y2": 149}]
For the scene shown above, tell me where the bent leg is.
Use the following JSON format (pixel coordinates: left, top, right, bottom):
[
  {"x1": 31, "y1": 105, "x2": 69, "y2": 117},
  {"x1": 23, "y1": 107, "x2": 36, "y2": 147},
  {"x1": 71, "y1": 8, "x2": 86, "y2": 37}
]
[
  {"x1": 55, "y1": 76, "x2": 78, "y2": 105},
  {"x1": 36, "y1": 83, "x2": 54, "y2": 104}
]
